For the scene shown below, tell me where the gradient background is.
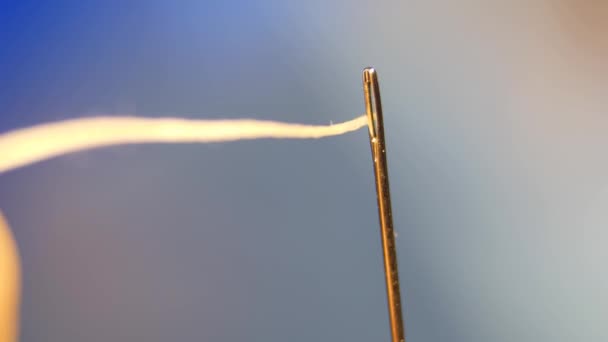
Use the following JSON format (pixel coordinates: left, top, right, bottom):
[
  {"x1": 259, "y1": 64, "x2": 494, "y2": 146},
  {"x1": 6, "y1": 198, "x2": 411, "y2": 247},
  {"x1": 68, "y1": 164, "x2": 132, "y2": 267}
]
[{"x1": 1, "y1": 1, "x2": 607, "y2": 341}]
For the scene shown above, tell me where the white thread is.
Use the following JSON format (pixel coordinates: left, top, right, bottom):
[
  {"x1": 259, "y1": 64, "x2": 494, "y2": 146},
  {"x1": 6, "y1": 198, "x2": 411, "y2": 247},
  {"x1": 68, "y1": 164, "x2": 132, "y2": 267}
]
[{"x1": 0, "y1": 115, "x2": 367, "y2": 174}]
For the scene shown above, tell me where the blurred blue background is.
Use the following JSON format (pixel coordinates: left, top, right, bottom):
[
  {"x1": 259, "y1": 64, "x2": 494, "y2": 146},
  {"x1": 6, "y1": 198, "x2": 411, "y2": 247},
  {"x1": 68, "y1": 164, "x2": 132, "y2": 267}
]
[{"x1": 1, "y1": 1, "x2": 607, "y2": 341}]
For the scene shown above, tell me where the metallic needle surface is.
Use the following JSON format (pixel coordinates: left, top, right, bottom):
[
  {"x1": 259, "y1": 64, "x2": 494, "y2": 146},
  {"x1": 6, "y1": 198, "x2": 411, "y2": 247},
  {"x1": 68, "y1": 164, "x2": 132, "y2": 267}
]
[{"x1": 363, "y1": 67, "x2": 406, "y2": 342}]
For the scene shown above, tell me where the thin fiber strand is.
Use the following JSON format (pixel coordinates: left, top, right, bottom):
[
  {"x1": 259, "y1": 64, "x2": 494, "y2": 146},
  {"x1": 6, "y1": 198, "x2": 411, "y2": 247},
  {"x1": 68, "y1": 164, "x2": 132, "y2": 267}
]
[{"x1": 0, "y1": 115, "x2": 367, "y2": 174}]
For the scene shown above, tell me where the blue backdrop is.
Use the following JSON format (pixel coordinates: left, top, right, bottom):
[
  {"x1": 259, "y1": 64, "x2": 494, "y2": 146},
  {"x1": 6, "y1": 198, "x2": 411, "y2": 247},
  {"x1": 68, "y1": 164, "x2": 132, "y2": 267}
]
[{"x1": 1, "y1": 1, "x2": 607, "y2": 341}]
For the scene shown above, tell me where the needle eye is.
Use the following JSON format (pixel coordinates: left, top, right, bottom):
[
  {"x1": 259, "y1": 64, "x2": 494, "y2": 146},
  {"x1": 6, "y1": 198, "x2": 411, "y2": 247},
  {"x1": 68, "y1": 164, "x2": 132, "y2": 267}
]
[{"x1": 363, "y1": 67, "x2": 380, "y2": 140}]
